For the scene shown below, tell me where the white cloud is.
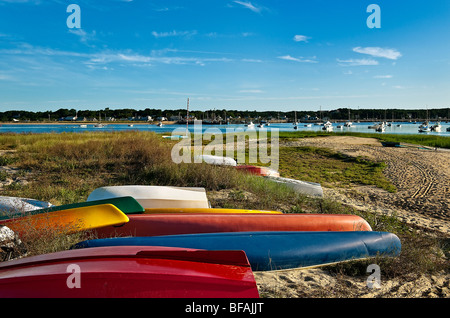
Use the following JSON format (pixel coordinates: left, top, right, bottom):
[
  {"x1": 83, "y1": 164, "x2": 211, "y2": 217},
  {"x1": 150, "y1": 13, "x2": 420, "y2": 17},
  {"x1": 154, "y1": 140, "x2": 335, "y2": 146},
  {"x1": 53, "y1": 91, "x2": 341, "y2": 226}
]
[
  {"x1": 374, "y1": 75, "x2": 393, "y2": 79},
  {"x1": 117, "y1": 54, "x2": 151, "y2": 63},
  {"x1": 68, "y1": 29, "x2": 97, "y2": 45},
  {"x1": 337, "y1": 58, "x2": 379, "y2": 66},
  {"x1": 233, "y1": 1, "x2": 262, "y2": 13},
  {"x1": 293, "y1": 35, "x2": 309, "y2": 42},
  {"x1": 151, "y1": 30, "x2": 197, "y2": 38},
  {"x1": 241, "y1": 58, "x2": 263, "y2": 63},
  {"x1": 239, "y1": 89, "x2": 264, "y2": 93},
  {"x1": 278, "y1": 55, "x2": 318, "y2": 63},
  {"x1": 353, "y1": 47, "x2": 402, "y2": 60},
  {"x1": 0, "y1": 73, "x2": 12, "y2": 80}
]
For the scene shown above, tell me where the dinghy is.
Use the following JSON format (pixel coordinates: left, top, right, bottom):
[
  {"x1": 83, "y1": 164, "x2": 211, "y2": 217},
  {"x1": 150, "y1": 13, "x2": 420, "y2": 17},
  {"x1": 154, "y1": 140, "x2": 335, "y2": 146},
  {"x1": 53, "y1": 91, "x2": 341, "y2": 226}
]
[
  {"x1": 0, "y1": 196, "x2": 53, "y2": 216},
  {"x1": 142, "y1": 208, "x2": 282, "y2": 215},
  {"x1": 94, "y1": 213, "x2": 372, "y2": 238},
  {"x1": 194, "y1": 155, "x2": 237, "y2": 166},
  {"x1": 0, "y1": 246, "x2": 259, "y2": 298},
  {"x1": 74, "y1": 231, "x2": 402, "y2": 271},
  {"x1": 235, "y1": 165, "x2": 280, "y2": 177},
  {"x1": 0, "y1": 196, "x2": 144, "y2": 222},
  {"x1": 266, "y1": 176, "x2": 323, "y2": 197},
  {"x1": 87, "y1": 185, "x2": 210, "y2": 209},
  {"x1": 0, "y1": 204, "x2": 129, "y2": 238}
]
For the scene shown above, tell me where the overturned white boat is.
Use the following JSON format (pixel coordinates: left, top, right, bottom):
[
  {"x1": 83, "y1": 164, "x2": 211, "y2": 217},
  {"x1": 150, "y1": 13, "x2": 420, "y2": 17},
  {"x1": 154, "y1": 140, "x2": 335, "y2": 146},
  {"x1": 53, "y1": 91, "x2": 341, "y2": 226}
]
[
  {"x1": 87, "y1": 185, "x2": 210, "y2": 209},
  {"x1": 0, "y1": 196, "x2": 54, "y2": 216},
  {"x1": 265, "y1": 176, "x2": 324, "y2": 197},
  {"x1": 194, "y1": 155, "x2": 237, "y2": 167}
]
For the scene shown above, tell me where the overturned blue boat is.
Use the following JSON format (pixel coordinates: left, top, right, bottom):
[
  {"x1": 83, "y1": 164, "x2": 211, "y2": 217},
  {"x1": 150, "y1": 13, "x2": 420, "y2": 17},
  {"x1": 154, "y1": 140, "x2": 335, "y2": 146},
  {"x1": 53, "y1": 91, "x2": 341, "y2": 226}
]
[{"x1": 73, "y1": 231, "x2": 401, "y2": 271}]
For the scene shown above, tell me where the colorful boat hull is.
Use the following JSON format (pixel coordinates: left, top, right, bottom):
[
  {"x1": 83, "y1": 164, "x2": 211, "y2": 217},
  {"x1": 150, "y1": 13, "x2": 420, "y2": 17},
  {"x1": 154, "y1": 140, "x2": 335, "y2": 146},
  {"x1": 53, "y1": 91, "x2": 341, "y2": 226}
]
[
  {"x1": 0, "y1": 246, "x2": 259, "y2": 298},
  {"x1": 87, "y1": 186, "x2": 210, "y2": 209},
  {"x1": 0, "y1": 196, "x2": 144, "y2": 221},
  {"x1": 94, "y1": 213, "x2": 372, "y2": 238},
  {"x1": 235, "y1": 165, "x2": 280, "y2": 177},
  {"x1": 74, "y1": 231, "x2": 402, "y2": 271},
  {"x1": 0, "y1": 204, "x2": 129, "y2": 238},
  {"x1": 143, "y1": 208, "x2": 282, "y2": 215}
]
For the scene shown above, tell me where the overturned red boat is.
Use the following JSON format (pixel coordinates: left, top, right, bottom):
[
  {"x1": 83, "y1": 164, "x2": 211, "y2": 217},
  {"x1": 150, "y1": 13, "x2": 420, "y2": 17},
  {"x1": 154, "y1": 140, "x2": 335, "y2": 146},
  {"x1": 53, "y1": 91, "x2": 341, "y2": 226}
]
[{"x1": 0, "y1": 246, "x2": 259, "y2": 298}]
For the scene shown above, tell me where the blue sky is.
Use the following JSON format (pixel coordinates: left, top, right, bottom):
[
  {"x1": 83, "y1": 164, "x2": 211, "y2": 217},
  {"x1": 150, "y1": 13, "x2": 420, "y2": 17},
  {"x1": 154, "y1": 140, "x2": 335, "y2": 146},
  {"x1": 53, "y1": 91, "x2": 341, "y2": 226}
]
[{"x1": 0, "y1": 0, "x2": 449, "y2": 112}]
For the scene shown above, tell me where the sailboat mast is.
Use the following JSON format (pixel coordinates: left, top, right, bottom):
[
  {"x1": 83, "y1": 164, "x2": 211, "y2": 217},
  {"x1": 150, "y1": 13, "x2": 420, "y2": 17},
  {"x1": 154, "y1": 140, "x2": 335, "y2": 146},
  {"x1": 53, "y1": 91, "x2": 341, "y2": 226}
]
[{"x1": 186, "y1": 98, "x2": 190, "y2": 134}]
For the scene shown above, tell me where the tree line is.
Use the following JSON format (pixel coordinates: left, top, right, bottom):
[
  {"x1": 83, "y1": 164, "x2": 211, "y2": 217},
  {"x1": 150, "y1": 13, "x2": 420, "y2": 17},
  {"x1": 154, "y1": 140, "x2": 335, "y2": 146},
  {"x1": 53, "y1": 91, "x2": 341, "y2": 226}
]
[{"x1": 1, "y1": 107, "x2": 449, "y2": 122}]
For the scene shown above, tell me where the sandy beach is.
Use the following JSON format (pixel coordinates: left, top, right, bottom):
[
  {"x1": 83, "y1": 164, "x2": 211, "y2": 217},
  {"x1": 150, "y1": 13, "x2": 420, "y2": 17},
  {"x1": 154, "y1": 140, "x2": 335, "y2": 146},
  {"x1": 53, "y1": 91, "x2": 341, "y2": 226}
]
[
  {"x1": 1, "y1": 134, "x2": 448, "y2": 298},
  {"x1": 254, "y1": 136, "x2": 450, "y2": 297}
]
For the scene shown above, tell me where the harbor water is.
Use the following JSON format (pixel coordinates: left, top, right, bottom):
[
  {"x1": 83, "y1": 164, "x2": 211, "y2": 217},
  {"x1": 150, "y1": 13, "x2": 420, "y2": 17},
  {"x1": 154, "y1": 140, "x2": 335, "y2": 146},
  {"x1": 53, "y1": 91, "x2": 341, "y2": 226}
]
[{"x1": 0, "y1": 121, "x2": 449, "y2": 136}]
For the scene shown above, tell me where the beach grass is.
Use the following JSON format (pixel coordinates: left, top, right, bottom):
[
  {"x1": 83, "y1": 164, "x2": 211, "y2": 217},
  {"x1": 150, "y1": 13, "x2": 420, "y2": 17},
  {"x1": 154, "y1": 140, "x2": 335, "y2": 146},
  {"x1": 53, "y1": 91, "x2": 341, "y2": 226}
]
[
  {"x1": 0, "y1": 130, "x2": 448, "y2": 291},
  {"x1": 277, "y1": 131, "x2": 450, "y2": 149},
  {"x1": 278, "y1": 146, "x2": 397, "y2": 192}
]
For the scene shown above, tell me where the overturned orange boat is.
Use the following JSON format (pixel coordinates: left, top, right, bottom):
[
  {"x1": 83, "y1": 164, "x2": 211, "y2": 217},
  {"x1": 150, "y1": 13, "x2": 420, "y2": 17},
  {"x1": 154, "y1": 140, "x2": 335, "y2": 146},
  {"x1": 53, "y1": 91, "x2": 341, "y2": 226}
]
[{"x1": 95, "y1": 213, "x2": 372, "y2": 238}]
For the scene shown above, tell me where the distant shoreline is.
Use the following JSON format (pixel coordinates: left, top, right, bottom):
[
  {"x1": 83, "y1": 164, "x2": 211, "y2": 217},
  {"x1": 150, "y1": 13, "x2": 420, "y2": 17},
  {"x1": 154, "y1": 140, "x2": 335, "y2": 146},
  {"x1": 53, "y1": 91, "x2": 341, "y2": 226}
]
[{"x1": 0, "y1": 121, "x2": 178, "y2": 125}]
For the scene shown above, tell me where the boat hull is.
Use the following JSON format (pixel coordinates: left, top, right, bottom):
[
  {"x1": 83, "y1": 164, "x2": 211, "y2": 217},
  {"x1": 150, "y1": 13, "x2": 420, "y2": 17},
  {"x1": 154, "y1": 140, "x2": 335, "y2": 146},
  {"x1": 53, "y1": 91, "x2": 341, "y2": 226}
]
[
  {"x1": 87, "y1": 186, "x2": 210, "y2": 209},
  {"x1": 94, "y1": 213, "x2": 372, "y2": 238},
  {"x1": 235, "y1": 165, "x2": 280, "y2": 177},
  {"x1": 0, "y1": 196, "x2": 144, "y2": 221},
  {"x1": 0, "y1": 204, "x2": 129, "y2": 238},
  {"x1": 143, "y1": 208, "x2": 282, "y2": 215},
  {"x1": 0, "y1": 196, "x2": 53, "y2": 215},
  {"x1": 74, "y1": 231, "x2": 401, "y2": 271},
  {"x1": 266, "y1": 176, "x2": 324, "y2": 197},
  {"x1": 0, "y1": 246, "x2": 258, "y2": 298}
]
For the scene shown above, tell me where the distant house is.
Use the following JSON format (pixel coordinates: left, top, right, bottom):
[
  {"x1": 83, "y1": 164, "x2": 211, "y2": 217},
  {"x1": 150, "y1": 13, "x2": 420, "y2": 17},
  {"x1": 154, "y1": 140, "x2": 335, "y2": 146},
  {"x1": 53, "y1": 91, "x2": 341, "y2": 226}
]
[{"x1": 156, "y1": 116, "x2": 167, "y2": 121}]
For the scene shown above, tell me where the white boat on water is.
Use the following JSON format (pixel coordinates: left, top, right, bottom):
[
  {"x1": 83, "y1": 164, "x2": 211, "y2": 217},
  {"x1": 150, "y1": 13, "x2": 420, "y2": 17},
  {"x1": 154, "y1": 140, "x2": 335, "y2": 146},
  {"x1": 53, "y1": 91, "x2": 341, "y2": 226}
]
[
  {"x1": 157, "y1": 122, "x2": 163, "y2": 127},
  {"x1": 431, "y1": 122, "x2": 442, "y2": 132},
  {"x1": 94, "y1": 123, "x2": 106, "y2": 128},
  {"x1": 344, "y1": 121, "x2": 352, "y2": 127},
  {"x1": 265, "y1": 176, "x2": 323, "y2": 197},
  {"x1": 375, "y1": 123, "x2": 385, "y2": 132},
  {"x1": 79, "y1": 124, "x2": 87, "y2": 128},
  {"x1": 418, "y1": 121, "x2": 431, "y2": 133},
  {"x1": 304, "y1": 124, "x2": 312, "y2": 128},
  {"x1": 322, "y1": 121, "x2": 333, "y2": 132},
  {"x1": 245, "y1": 121, "x2": 255, "y2": 128},
  {"x1": 87, "y1": 185, "x2": 210, "y2": 209}
]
